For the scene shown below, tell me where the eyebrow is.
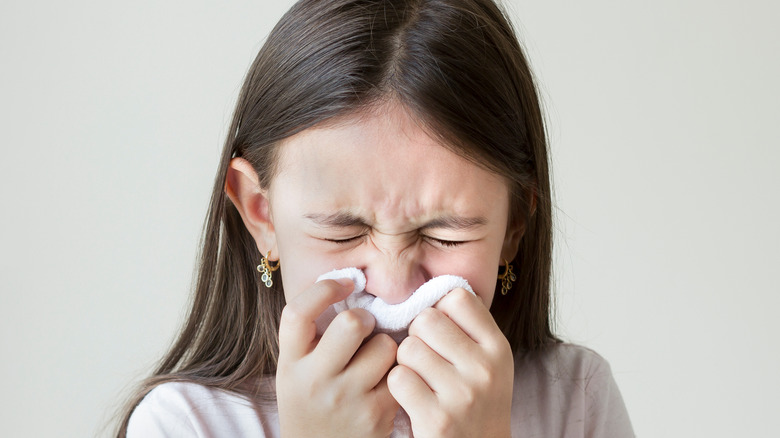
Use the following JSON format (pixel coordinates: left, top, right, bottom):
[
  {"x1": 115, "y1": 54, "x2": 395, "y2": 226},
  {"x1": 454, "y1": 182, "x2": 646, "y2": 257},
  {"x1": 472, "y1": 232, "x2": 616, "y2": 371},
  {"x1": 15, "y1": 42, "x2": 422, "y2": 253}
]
[
  {"x1": 304, "y1": 212, "x2": 486, "y2": 230},
  {"x1": 304, "y1": 212, "x2": 369, "y2": 228},
  {"x1": 420, "y1": 215, "x2": 487, "y2": 231}
]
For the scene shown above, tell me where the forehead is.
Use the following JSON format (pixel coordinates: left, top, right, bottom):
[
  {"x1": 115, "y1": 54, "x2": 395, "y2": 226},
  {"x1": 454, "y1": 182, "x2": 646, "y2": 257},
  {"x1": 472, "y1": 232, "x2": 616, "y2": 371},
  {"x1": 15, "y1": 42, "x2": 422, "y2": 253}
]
[{"x1": 271, "y1": 105, "x2": 509, "y2": 227}]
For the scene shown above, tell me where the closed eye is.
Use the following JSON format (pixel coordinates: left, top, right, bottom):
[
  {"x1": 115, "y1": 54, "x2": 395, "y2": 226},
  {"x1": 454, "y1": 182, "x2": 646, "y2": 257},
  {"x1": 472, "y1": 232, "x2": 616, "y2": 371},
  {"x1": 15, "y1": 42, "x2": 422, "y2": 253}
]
[
  {"x1": 324, "y1": 235, "x2": 365, "y2": 244},
  {"x1": 424, "y1": 236, "x2": 466, "y2": 247}
]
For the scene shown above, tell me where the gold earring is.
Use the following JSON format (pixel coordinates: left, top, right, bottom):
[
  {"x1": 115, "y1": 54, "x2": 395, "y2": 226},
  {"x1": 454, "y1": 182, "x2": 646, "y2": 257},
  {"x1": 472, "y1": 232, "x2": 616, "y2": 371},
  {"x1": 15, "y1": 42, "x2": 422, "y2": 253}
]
[
  {"x1": 257, "y1": 250, "x2": 280, "y2": 288},
  {"x1": 498, "y1": 259, "x2": 516, "y2": 295}
]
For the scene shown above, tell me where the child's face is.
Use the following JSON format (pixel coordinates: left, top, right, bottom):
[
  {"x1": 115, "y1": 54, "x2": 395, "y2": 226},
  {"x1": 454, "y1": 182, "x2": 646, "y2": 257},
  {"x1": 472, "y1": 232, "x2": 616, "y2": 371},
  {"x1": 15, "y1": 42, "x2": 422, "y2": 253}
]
[{"x1": 267, "y1": 103, "x2": 517, "y2": 309}]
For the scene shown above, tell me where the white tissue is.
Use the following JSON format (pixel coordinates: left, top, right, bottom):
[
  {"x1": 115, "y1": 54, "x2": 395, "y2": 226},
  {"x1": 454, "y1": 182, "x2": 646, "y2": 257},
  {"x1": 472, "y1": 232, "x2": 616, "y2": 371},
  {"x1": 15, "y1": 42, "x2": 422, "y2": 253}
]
[{"x1": 314, "y1": 267, "x2": 474, "y2": 342}]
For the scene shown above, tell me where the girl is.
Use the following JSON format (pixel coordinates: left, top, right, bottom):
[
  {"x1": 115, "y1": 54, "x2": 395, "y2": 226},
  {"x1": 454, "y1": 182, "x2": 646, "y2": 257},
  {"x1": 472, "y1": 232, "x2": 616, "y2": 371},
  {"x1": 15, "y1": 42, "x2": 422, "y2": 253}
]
[{"x1": 119, "y1": 0, "x2": 633, "y2": 436}]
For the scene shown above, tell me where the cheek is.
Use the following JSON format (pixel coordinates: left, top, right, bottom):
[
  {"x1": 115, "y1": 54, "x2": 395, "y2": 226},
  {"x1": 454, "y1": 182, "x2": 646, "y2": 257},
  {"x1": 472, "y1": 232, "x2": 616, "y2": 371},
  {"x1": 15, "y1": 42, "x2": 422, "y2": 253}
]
[
  {"x1": 456, "y1": 263, "x2": 499, "y2": 308},
  {"x1": 465, "y1": 269, "x2": 499, "y2": 307},
  {"x1": 423, "y1": 247, "x2": 499, "y2": 308},
  {"x1": 277, "y1": 249, "x2": 339, "y2": 303},
  {"x1": 274, "y1": 226, "x2": 336, "y2": 304}
]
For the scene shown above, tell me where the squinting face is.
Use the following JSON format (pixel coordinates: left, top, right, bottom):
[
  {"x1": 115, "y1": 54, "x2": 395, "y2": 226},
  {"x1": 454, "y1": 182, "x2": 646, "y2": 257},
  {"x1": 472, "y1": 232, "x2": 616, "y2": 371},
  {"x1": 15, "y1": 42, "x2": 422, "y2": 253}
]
[{"x1": 267, "y1": 104, "x2": 514, "y2": 309}]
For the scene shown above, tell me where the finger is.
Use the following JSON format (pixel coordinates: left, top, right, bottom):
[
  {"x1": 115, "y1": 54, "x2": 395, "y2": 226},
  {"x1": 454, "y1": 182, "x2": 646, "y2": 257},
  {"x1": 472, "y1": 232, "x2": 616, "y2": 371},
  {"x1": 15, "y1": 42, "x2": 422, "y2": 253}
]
[
  {"x1": 434, "y1": 287, "x2": 502, "y2": 346},
  {"x1": 314, "y1": 308, "x2": 376, "y2": 376},
  {"x1": 395, "y1": 335, "x2": 456, "y2": 395},
  {"x1": 368, "y1": 375, "x2": 401, "y2": 434},
  {"x1": 387, "y1": 364, "x2": 437, "y2": 420},
  {"x1": 278, "y1": 278, "x2": 354, "y2": 362},
  {"x1": 372, "y1": 374, "x2": 401, "y2": 412},
  {"x1": 407, "y1": 306, "x2": 477, "y2": 365},
  {"x1": 344, "y1": 333, "x2": 398, "y2": 391}
]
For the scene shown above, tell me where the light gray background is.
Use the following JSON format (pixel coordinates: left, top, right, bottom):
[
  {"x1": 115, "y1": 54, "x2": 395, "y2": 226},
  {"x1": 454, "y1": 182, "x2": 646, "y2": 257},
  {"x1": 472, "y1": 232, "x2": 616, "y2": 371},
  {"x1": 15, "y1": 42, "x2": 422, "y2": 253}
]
[{"x1": 1, "y1": 0, "x2": 778, "y2": 436}]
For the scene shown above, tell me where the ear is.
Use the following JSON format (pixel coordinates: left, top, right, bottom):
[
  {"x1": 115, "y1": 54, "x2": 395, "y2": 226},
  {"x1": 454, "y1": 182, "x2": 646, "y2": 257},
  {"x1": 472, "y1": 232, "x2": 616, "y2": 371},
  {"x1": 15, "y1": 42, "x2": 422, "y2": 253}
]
[
  {"x1": 500, "y1": 218, "x2": 524, "y2": 262},
  {"x1": 500, "y1": 190, "x2": 536, "y2": 262},
  {"x1": 225, "y1": 157, "x2": 278, "y2": 259}
]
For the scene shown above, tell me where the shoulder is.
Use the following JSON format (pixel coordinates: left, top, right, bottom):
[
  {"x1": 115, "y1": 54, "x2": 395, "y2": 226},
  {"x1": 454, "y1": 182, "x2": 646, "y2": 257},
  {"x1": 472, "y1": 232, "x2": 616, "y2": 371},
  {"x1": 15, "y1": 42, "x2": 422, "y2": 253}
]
[
  {"x1": 511, "y1": 343, "x2": 635, "y2": 438},
  {"x1": 522, "y1": 343, "x2": 613, "y2": 378},
  {"x1": 127, "y1": 381, "x2": 279, "y2": 438}
]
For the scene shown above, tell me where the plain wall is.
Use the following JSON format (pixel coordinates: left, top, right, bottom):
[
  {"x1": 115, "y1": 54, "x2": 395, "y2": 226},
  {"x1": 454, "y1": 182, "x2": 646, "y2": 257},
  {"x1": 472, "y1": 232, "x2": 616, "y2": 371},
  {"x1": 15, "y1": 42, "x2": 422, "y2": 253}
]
[{"x1": 1, "y1": 0, "x2": 778, "y2": 436}]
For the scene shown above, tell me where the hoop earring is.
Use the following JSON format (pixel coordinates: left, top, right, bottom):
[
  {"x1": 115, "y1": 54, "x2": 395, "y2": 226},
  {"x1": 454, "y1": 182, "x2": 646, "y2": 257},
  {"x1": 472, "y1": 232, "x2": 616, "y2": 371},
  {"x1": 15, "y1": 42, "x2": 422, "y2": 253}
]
[
  {"x1": 498, "y1": 259, "x2": 516, "y2": 295},
  {"x1": 257, "y1": 250, "x2": 280, "y2": 288}
]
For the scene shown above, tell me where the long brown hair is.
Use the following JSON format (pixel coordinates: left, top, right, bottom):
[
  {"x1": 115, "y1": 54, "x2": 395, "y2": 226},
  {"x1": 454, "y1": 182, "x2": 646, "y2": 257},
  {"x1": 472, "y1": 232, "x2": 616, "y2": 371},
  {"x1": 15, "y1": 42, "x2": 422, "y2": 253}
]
[{"x1": 116, "y1": 0, "x2": 554, "y2": 434}]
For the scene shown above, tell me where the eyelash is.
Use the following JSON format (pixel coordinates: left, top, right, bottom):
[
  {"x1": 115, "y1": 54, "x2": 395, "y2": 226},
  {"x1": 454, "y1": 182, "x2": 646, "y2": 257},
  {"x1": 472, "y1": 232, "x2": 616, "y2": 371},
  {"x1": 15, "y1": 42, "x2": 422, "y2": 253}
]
[
  {"x1": 428, "y1": 237, "x2": 464, "y2": 247},
  {"x1": 326, "y1": 235, "x2": 365, "y2": 244},
  {"x1": 325, "y1": 235, "x2": 465, "y2": 247}
]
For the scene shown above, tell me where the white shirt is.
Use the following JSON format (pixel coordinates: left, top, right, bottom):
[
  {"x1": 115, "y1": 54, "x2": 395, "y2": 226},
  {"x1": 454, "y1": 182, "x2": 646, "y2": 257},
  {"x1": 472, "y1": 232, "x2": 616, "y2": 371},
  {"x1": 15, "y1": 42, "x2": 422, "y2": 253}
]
[{"x1": 128, "y1": 343, "x2": 634, "y2": 437}]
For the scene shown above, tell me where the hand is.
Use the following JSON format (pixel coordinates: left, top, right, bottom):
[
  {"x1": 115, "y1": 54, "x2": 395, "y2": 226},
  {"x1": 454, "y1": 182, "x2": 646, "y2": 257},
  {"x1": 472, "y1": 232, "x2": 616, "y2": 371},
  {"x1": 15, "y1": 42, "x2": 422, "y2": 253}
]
[
  {"x1": 276, "y1": 279, "x2": 400, "y2": 438},
  {"x1": 387, "y1": 288, "x2": 514, "y2": 437}
]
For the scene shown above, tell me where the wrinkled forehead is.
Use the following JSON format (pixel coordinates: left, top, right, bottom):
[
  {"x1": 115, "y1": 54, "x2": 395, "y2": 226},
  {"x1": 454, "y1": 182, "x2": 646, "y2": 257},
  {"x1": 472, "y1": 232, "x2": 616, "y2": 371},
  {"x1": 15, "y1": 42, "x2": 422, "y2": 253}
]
[
  {"x1": 270, "y1": 104, "x2": 510, "y2": 228},
  {"x1": 274, "y1": 102, "x2": 506, "y2": 184}
]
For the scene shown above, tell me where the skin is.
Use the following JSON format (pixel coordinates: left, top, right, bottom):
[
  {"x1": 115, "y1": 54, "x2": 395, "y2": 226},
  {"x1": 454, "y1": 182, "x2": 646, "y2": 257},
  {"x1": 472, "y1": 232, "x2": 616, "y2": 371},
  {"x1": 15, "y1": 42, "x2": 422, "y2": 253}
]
[{"x1": 226, "y1": 102, "x2": 519, "y2": 437}]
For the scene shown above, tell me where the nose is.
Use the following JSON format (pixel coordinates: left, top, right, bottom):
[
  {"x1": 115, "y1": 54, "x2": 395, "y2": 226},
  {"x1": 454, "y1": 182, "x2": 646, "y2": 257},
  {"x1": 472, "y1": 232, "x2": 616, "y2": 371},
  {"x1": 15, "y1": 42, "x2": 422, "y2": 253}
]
[{"x1": 361, "y1": 243, "x2": 428, "y2": 305}]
